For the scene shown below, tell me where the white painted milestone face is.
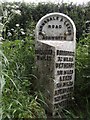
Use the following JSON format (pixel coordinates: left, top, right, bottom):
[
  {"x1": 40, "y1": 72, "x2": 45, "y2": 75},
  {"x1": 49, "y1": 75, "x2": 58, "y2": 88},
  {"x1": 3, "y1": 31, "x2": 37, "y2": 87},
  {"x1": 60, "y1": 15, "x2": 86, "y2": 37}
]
[{"x1": 38, "y1": 14, "x2": 74, "y2": 41}]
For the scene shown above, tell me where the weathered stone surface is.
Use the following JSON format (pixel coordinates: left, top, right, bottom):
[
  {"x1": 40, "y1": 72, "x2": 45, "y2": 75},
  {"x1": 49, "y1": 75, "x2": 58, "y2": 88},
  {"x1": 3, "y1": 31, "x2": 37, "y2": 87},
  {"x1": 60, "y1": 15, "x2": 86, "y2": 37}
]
[
  {"x1": 35, "y1": 42, "x2": 55, "y2": 113},
  {"x1": 35, "y1": 13, "x2": 76, "y2": 116}
]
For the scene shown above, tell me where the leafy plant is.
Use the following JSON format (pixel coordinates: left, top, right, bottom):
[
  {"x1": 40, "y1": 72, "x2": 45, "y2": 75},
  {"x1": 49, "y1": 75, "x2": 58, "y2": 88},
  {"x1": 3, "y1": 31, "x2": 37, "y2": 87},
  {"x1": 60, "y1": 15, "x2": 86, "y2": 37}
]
[
  {"x1": 2, "y1": 37, "x2": 46, "y2": 118},
  {"x1": 75, "y1": 35, "x2": 90, "y2": 104}
]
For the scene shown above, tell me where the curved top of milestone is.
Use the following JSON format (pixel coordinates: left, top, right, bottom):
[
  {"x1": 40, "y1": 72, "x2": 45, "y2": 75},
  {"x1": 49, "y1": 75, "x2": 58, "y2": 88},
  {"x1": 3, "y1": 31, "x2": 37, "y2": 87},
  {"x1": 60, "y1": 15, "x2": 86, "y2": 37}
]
[{"x1": 35, "y1": 12, "x2": 76, "y2": 41}]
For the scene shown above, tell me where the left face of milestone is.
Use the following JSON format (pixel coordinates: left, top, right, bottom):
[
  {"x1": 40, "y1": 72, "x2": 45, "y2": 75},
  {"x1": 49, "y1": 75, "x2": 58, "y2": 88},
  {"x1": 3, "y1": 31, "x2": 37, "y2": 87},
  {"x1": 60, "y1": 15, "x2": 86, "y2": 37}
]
[{"x1": 38, "y1": 15, "x2": 74, "y2": 41}]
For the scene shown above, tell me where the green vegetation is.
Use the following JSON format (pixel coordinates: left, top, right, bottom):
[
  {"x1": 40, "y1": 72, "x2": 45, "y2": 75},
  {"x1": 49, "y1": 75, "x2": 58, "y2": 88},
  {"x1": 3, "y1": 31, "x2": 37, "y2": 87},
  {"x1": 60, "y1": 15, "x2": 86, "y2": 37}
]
[
  {"x1": 1, "y1": 1, "x2": 90, "y2": 40},
  {"x1": 0, "y1": 1, "x2": 90, "y2": 119},
  {"x1": 2, "y1": 38, "x2": 46, "y2": 118}
]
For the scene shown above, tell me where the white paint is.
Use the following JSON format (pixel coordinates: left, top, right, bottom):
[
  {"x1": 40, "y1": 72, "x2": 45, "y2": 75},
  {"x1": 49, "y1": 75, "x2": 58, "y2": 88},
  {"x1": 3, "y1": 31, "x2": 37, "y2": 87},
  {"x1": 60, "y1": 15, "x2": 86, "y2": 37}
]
[
  {"x1": 36, "y1": 13, "x2": 76, "y2": 42},
  {"x1": 39, "y1": 40, "x2": 75, "y2": 51},
  {"x1": 35, "y1": 12, "x2": 76, "y2": 114}
]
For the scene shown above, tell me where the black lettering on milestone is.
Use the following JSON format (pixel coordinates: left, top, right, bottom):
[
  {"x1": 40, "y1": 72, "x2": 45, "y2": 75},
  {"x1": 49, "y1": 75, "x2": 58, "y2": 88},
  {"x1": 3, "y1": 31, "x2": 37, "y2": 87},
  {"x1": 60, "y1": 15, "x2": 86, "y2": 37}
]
[
  {"x1": 58, "y1": 57, "x2": 62, "y2": 61},
  {"x1": 48, "y1": 25, "x2": 51, "y2": 28},
  {"x1": 59, "y1": 25, "x2": 62, "y2": 28},
  {"x1": 44, "y1": 20, "x2": 47, "y2": 23},
  {"x1": 40, "y1": 25, "x2": 43, "y2": 28},
  {"x1": 52, "y1": 25, "x2": 54, "y2": 28},
  {"x1": 57, "y1": 36, "x2": 60, "y2": 40},
  {"x1": 42, "y1": 23, "x2": 45, "y2": 26},
  {"x1": 39, "y1": 28, "x2": 42, "y2": 31},
  {"x1": 66, "y1": 23, "x2": 70, "y2": 27},
  {"x1": 57, "y1": 50, "x2": 59, "y2": 55},
  {"x1": 53, "y1": 17, "x2": 56, "y2": 20},
  {"x1": 57, "y1": 70, "x2": 63, "y2": 75},
  {"x1": 64, "y1": 20, "x2": 68, "y2": 25},
  {"x1": 67, "y1": 26, "x2": 71, "y2": 29},
  {"x1": 57, "y1": 83, "x2": 62, "y2": 88},
  {"x1": 47, "y1": 18, "x2": 50, "y2": 22},
  {"x1": 56, "y1": 25, "x2": 58, "y2": 28},
  {"x1": 60, "y1": 18, "x2": 63, "y2": 22},
  {"x1": 52, "y1": 36, "x2": 54, "y2": 40},
  {"x1": 50, "y1": 17, "x2": 52, "y2": 20},
  {"x1": 56, "y1": 16, "x2": 59, "y2": 20},
  {"x1": 39, "y1": 32, "x2": 42, "y2": 35}
]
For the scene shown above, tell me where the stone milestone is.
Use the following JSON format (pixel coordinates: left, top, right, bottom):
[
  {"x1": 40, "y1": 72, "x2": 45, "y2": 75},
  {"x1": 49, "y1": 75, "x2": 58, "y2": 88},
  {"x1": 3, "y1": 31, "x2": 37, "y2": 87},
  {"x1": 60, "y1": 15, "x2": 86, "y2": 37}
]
[{"x1": 35, "y1": 13, "x2": 76, "y2": 116}]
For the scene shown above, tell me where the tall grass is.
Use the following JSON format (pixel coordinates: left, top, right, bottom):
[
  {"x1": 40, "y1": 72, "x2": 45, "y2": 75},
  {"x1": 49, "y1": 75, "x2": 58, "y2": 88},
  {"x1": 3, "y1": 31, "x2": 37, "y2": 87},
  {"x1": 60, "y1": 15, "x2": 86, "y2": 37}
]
[
  {"x1": 0, "y1": 3, "x2": 8, "y2": 119},
  {"x1": 2, "y1": 37, "x2": 46, "y2": 119},
  {"x1": 0, "y1": 2, "x2": 46, "y2": 118},
  {"x1": 0, "y1": 4, "x2": 6, "y2": 117},
  {"x1": 0, "y1": 44, "x2": 3, "y2": 120},
  {"x1": 0, "y1": 1, "x2": 90, "y2": 118}
]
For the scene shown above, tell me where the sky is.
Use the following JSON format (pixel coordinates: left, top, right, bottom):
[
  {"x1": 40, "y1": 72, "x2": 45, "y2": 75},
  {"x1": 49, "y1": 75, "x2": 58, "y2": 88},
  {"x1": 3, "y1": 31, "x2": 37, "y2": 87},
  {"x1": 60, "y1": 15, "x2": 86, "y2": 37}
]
[{"x1": 1, "y1": 0, "x2": 90, "y2": 4}]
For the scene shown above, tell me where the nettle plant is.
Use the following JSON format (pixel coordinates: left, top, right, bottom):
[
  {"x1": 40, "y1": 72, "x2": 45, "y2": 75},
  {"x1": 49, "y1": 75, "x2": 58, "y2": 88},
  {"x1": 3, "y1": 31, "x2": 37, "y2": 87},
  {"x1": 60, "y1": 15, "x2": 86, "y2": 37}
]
[
  {"x1": 75, "y1": 34, "x2": 90, "y2": 114},
  {"x1": 0, "y1": 2, "x2": 26, "y2": 41},
  {"x1": 0, "y1": 2, "x2": 46, "y2": 119}
]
